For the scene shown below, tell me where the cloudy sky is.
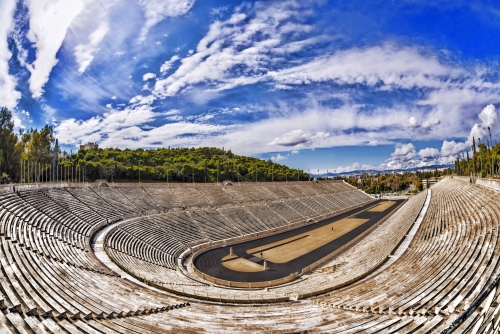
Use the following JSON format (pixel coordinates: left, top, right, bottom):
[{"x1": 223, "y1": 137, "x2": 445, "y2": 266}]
[{"x1": 1, "y1": 0, "x2": 499, "y2": 172}]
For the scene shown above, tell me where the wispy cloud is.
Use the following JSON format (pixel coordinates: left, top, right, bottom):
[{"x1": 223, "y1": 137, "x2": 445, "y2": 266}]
[
  {"x1": 138, "y1": 0, "x2": 195, "y2": 42},
  {"x1": 271, "y1": 153, "x2": 287, "y2": 162},
  {"x1": 25, "y1": 0, "x2": 86, "y2": 98},
  {"x1": 74, "y1": 22, "x2": 110, "y2": 73},
  {"x1": 0, "y1": 0, "x2": 21, "y2": 109},
  {"x1": 142, "y1": 72, "x2": 156, "y2": 81},
  {"x1": 55, "y1": 104, "x2": 223, "y2": 149},
  {"x1": 153, "y1": 0, "x2": 320, "y2": 99}
]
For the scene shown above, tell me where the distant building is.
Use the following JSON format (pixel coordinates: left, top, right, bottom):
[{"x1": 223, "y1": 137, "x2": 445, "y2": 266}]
[
  {"x1": 58, "y1": 151, "x2": 68, "y2": 158},
  {"x1": 80, "y1": 142, "x2": 99, "y2": 150}
]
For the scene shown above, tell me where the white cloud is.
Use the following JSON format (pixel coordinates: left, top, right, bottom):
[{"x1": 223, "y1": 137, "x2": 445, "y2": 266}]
[
  {"x1": 209, "y1": 102, "x2": 412, "y2": 154},
  {"x1": 291, "y1": 150, "x2": 299, "y2": 155},
  {"x1": 311, "y1": 132, "x2": 330, "y2": 140},
  {"x1": 129, "y1": 95, "x2": 143, "y2": 104},
  {"x1": 403, "y1": 116, "x2": 418, "y2": 128},
  {"x1": 422, "y1": 117, "x2": 441, "y2": 130},
  {"x1": 468, "y1": 104, "x2": 498, "y2": 146},
  {"x1": 267, "y1": 130, "x2": 330, "y2": 147},
  {"x1": 55, "y1": 104, "x2": 222, "y2": 148},
  {"x1": 147, "y1": 0, "x2": 489, "y2": 132},
  {"x1": 269, "y1": 130, "x2": 309, "y2": 147},
  {"x1": 111, "y1": 96, "x2": 117, "y2": 100},
  {"x1": 142, "y1": 73, "x2": 156, "y2": 81},
  {"x1": 478, "y1": 104, "x2": 497, "y2": 128},
  {"x1": 418, "y1": 147, "x2": 440, "y2": 158},
  {"x1": 391, "y1": 143, "x2": 416, "y2": 162},
  {"x1": 0, "y1": 0, "x2": 21, "y2": 109},
  {"x1": 160, "y1": 55, "x2": 179, "y2": 73},
  {"x1": 441, "y1": 140, "x2": 467, "y2": 157},
  {"x1": 403, "y1": 115, "x2": 441, "y2": 136},
  {"x1": 74, "y1": 22, "x2": 110, "y2": 73},
  {"x1": 11, "y1": 109, "x2": 34, "y2": 129},
  {"x1": 25, "y1": 0, "x2": 86, "y2": 98},
  {"x1": 211, "y1": 6, "x2": 230, "y2": 17},
  {"x1": 273, "y1": 84, "x2": 294, "y2": 91},
  {"x1": 271, "y1": 153, "x2": 287, "y2": 162},
  {"x1": 41, "y1": 104, "x2": 57, "y2": 125},
  {"x1": 335, "y1": 162, "x2": 360, "y2": 173},
  {"x1": 379, "y1": 104, "x2": 498, "y2": 170},
  {"x1": 162, "y1": 109, "x2": 180, "y2": 116},
  {"x1": 11, "y1": 113, "x2": 23, "y2": 128},
  {"x1": 153, "y1": 1, "x2": 318, "y2": 98},
  {"x1": 269, "y1": 45, "x2": 461, "y2": 90},
  {"x1": 138, "y1": 0, "x2": 195, "y2": 42}
]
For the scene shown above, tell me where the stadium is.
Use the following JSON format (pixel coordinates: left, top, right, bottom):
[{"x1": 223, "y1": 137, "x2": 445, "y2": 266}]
[
  {"x1": 3, "y1": 0, "x2": 500, "y2": 333},
  {"x1": 0, "y1": 176, "x2": 498, "y2": 333}
]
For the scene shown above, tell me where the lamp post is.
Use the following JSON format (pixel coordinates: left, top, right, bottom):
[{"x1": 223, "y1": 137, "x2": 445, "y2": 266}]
[
  {"x1": 471, "y1": 145, "x2": 476, "y2": 181},
  {"x1": 166, "y1": 161, "x2": 170, "y2": 183},
  {"x1": 479, "y1": 138, "x2": 483, "y2": 177},
  {"x1": 204, "y1": 160, "x2": 207, "y2": 183},
  {"x1": 139, "y1": 159, "x2": 141, "y2": 183},
  {"x1": 489, "y1": 127, "x2": 494, "y2": 177}
]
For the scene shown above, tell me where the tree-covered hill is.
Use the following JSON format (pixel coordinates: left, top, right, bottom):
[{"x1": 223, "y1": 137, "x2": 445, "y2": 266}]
[
  {"x1": 60, "y1": 146, "x2": 309, "y2": 183},
  {"x1": 0, "y1": 106, "x2": 309, "y2": 183}
]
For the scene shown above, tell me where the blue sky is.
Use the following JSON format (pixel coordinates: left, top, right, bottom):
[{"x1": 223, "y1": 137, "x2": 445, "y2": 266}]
[{"x1": 1, "y1": 0, "x2": 499, "y2": 172}]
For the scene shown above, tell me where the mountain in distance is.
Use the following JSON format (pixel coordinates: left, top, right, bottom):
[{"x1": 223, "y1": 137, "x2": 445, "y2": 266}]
[{"x1": 318, "y1": 164, "x2": 454, "y2": 177}]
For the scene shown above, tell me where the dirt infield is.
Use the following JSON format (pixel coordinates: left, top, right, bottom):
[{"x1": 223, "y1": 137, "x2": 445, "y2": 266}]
[
  {"x1": 194, "y1": 199, "x2": 404, "y2": 283},
  {"x1": 368, "y1": 201, "x2": 395, "y2": 212},
  {"x1": 221, "y1": 254, "x2": 264, "y2": 272},
  {"x1": 248, "y1": 218, "x2": 368, "y2": 263}
]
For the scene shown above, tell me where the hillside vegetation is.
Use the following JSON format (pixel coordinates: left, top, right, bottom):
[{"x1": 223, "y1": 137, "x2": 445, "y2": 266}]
[
  {"x1": 0, "y1": 107, "x2": 308, "y2": 183},
  {"x1": 61, "y1": 146, "x2": 309, "y2": 183}
]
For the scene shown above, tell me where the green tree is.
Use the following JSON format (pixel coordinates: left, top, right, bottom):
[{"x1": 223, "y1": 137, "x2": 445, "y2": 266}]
[
  {"x1": 20, "y1": 125, "x2": 55, "y2": 182},
  {"x1": 0, "y1": 107, "x2": 21, "y2": 183}
]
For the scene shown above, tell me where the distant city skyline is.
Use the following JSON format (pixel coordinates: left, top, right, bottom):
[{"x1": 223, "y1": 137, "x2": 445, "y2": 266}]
[{"x1": 0, "y1": 0, "x2": 498, "y2": 172}]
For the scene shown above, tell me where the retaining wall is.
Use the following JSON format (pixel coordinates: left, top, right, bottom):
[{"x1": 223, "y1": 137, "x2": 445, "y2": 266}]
[{"x1": 476, "y1": 178, "x2": 500, "y2": 192}]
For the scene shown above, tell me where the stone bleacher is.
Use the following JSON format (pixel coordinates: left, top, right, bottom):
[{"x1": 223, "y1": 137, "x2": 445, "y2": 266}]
[
  {"x1": 0, "y1": 191, "x2": 187, "y2": 333},
  {"x1": 2, "y1": 178, "x2": 497, "y2": 332},
  {"x1": 310, "y1": 178, "x2": 500, "y2": 332}
]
